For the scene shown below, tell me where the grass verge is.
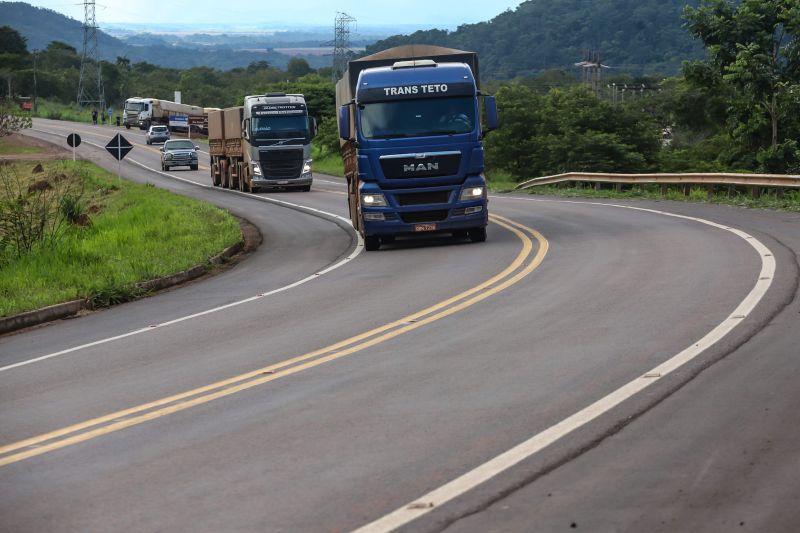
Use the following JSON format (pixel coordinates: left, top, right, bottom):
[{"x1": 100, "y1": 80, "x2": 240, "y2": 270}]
[
  {"x1": 516, "y1": 182, "x2": 800, "y2": 213},
  {"x1": 311, "y1": 146, "x2": 344, "y2": 177},
  {"x1": 0, "y1": 136, "x2": 45, "y2": 156},
  {"x1": 0, "y1": 160, "x2": 241, "y2": 317}
]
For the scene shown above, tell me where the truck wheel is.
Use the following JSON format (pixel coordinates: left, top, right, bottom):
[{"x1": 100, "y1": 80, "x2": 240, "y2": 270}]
[
  {"x1": 229, "y1": 166, "x2": 239, "y2": 190},
  {"x1": 468, "y1": 227, "x2": 487, "y2": 243},
  {"x1": 221, "y1": 161, "x2": 229, "y2": 188},
  {"x1": 211, "y1": 164, "x2": 220, "y2": 187},
  {"x1": 125, "y1": 124, "x2": 130, "y2": 129},
  {"x1": 364, "y1": 235, "x2": 381, "y2": 251},
  {"x1": 300, "y1": 185, "x2": 311, "y2": 192},
  {"x1": 239, "y1": 165, "x2": 250, "y2": 192},
  {"x1": 190, "y1": 164, "x2": 198, "y2": 171}
]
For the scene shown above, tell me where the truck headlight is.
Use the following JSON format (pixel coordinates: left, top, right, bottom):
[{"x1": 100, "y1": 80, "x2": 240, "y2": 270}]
[
  {"x1": 165, "y1": 154, "x2": 173, "y2": 160},
  {"x1": 252, "y1": 162, "x2": 262, "y2": 175},
  {"x1": 460, "y1": 186, "x2": 484, "y2": 201},
  {"x1": 361, "y1": 193, "x2": 387, "y2": 207},
  {"x1": 303, "y1": 160, "x2": 312, "y2": 174}
]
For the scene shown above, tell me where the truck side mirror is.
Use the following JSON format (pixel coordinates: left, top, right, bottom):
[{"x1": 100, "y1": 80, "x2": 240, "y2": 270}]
[
  {"x1": 484, "y1": 96, "x2": 499, "y2": 132},
  {"x1": 338, "y1": 105, "x2": 352, "y2": 141},
  {"x1": 310, "y1": 117, "x2": 318, "y2": 139}
]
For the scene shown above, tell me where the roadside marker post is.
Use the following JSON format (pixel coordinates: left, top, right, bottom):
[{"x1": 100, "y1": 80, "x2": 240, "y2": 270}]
[
  {"x1": 66, "y1": 133, "x2": 81, "y2": 162},
  {"x1": 105, "y1": 133, "x2": 133, "y2": 181}
]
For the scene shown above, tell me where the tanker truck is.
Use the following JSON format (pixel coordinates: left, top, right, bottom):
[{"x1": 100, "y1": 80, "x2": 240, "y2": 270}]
[
  {"x1": 122, "y1": 97, "x2": 204, "y2": 130},
  {"x1": 207, "y1": 93, "x2": 316, "y2": 192},
  {"x1": 336, "y1": 45, "x2": 498, "y2": 251}
]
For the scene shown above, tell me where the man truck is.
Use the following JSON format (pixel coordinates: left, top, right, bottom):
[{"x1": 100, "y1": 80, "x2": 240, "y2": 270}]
[
  {"x1": 336, "y1": 45, "x2": 498, "y2": 251},
  {"x1": 122, "y1": 97, "x2": 204, "y2": 130},
  {"x1": 207, "y1": 93, "x2": 316, "y2": 192}
]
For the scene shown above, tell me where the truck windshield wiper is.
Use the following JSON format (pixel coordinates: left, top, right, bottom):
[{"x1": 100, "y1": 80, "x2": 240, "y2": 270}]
[
  {"x1": 260, "y1": 137, "x2": 306, "y2": 146},
  {"x1": 375, "y1": 133, "x2": 414, "y2": 139},
  {"x1": 425, "y1": 130, "x2": 460, "y2": 135}
]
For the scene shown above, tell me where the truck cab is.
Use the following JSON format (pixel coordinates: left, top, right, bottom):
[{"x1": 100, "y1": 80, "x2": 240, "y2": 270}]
[
  {"x1": 337, "y1": 47, "x2": 498, "y2": 251},
  {"x1": 242, "y1": 93, "x2": 316, "y2": 191}
]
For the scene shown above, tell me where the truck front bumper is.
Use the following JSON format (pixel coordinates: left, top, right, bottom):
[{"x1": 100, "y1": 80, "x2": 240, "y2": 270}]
[
  {"x1": 252, "y1": 175, "x2": 312, "y2": 189},
  {"x1": 362, "y1": 204, "x2": 488, "y2": 236}
]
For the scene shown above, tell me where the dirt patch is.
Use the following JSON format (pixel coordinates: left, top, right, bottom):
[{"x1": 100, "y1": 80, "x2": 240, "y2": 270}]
[{"x1": 0, "y1": 133, "x2": 72, "y2": 161}]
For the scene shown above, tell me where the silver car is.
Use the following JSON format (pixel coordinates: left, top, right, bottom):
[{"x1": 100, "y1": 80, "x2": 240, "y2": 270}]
[
  {"x1": 146, "y1": 125, "x2": 170, "y2": 145},
  {"x1": 160, "y1": 139, "x2": 199, "y2": 171}
]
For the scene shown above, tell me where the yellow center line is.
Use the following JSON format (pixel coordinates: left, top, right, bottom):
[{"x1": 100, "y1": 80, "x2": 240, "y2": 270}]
[{"x1": 0, "y1": 171, "x2": 546, "y2": 466}]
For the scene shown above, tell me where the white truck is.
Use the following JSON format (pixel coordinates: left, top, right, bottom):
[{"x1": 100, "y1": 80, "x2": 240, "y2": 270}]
[{"x1": 122, "y1": 97, "x2": 204, "y2": 131}]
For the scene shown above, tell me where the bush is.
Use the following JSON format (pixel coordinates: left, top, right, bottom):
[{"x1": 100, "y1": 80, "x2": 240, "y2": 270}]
[
  {"x1": 0, "y1": 163, "x2": 84, "y2": 261},
  {"x1": 0, "y1": 99, "x2": 32, "y2": 137}
]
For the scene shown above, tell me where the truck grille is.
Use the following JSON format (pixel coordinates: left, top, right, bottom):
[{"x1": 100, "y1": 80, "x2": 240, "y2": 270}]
[
  {"x1": 380, "y1": 152, "x2": 461, "y2": 179},
  {"x1": 259, "y1": 149, "x2": 304, "y2": 179},
  {"x1": 396, "y1": 191, "x2": 450, "y2": 206},
  {"x1": 399, "y1": 210, "x2": 449, "y2": 223}
]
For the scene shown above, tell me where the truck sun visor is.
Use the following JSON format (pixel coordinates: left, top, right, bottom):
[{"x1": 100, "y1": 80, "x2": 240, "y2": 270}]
[
  {"x1": 358, "y1": 82, "x2": 474, "y2": 103},
  {"x1": 252, "y1": 104, "x2": 307, "y2": 116}
]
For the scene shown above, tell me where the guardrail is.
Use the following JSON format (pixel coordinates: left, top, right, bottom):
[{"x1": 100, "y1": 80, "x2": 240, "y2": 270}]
[{"x1": 516, "y1": 172, "x2": 800, "y2": 197}]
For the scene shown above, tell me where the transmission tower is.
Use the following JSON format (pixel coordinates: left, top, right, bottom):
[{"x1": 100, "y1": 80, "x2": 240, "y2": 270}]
[
  {"x1": 77, "y1": 0, "x2": 105, "y2": 110},
  {"x1": 332, "y1": 12, "x2": 357, "y2": 81},
  {"x1": 575, "y1": 50, "x2": 603, "y2": 96}
]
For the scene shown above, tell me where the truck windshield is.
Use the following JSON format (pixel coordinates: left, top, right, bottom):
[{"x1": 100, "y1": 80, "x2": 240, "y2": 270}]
[
  {"x1": 125, "y1": 102, "x2": 145, "y2": 112},
  {"x1": 251, "y1": 116, "x2": 309, "y2": 143},
  {"x1": 359, "y1": 97, "x2": 475, "y2": 139}
]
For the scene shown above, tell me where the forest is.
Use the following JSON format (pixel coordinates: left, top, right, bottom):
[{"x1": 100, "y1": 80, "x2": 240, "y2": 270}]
[{"x1": 2, "y1": 0, "x2": 799, "y2": 177}]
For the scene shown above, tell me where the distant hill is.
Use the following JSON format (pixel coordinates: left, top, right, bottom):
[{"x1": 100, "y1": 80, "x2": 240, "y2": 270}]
[
  {"x1": 365, "y1": 0, "x2": 705, "y2": 79},
  {"x1": 0, "y1": 1, "x2": 329, "y2": 69}
]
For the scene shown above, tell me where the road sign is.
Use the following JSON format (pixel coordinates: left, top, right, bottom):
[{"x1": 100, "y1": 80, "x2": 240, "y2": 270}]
[
  {"x1": 67, "y1": 133, "x2": 81, "y2": 148},
  {"x1": 105, "y1": 133, "x2": 133, "y2": 161}
]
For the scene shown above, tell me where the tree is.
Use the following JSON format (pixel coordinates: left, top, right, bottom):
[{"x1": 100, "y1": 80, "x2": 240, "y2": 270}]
[
  {"x1": 286, "y1": 58, "x2": 311, "y2": 79},
  {"x1": 684, "y1": 0, "x2": 800, "y2": 171},
  {"x1": 0, "y1": 26, "x2": 27, "y2": 55},
  {"x1": 485, "y1": 84, "x2": 660, "y2": 179},
  {"x1": 0, "y1": 26, "x2": 28, "y2": 97}
]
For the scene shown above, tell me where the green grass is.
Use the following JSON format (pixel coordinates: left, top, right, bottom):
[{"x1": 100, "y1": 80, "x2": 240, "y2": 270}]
[
  {"x1": 32, "y1": 100, "x2": 98, "y2": 124},
  {"x1": 0, "y1": 137, "x2": 45, "y2": 156},
  {"x1": 516, "y1": 182, "x2": 800, "y2": 212},
  {"x1": 485, "y1": 170, "x2": 519, "y2": 192},
  {"x1": 0, "y1": 160, "x2": 242, "y2": 317},
  {"x1": 311, "y1": 146, "x2": 344, "y2": 177}
]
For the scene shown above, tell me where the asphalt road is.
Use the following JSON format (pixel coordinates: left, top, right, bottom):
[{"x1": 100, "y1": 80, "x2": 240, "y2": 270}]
[{"x1": 1, "y1": 119, "x2": 798, "y2": 532}]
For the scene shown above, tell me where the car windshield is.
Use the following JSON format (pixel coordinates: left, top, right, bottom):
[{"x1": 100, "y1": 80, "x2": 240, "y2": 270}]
[
  {"x1": 359, "y1": 96, "x2": 475, "y2": 139},
  {"x1": 251, "y1": 115, "x2": 309, "y2": 143},
  {"x1": 125, "y1": 102, "x2": 144, "y2": 112},
  {"x1": 165, "y1": 140, "x2": 194, "y2": 150}
]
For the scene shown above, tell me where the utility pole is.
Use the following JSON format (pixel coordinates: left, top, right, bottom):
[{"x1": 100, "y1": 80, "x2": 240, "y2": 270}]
[
  {"x1": 332, "y1": 12, "x2": 357, "y2": 82},
  {"x1": 32, "y1": 49, "x2": 38, "y2": 113},
  {"x1": 76, "y1": 0, "x2": 105, "y2": 111}
]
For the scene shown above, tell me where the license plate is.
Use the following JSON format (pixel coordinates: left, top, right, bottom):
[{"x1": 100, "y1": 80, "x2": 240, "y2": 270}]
[
  {"x1": 277, "y1": 180, "x2": 289, "y2": 185},
  {"x1": 414, "y1": 223, "x2": 437, "y2": 232}
]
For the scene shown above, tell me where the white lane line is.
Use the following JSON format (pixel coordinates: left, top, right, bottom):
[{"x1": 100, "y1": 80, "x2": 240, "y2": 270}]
[
  {"x1": 315, "y1": 178, "x2": 346, "y2": 186},
  {"x1": 1, "y1": 135, "x2": 363, "y2": 374},
  {"x1": 355, "y1": 200, "x2": 776, "y2": 533}
]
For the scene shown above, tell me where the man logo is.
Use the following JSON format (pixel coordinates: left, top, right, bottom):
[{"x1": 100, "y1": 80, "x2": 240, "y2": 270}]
[{"x1": 404, "y1": 162, "x2": 439, "y2": 172}]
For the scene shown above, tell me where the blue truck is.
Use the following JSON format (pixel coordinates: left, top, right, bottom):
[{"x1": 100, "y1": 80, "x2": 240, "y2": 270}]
[{"x1": 336, "y1": 45, "x2": 499, "y2": 251}]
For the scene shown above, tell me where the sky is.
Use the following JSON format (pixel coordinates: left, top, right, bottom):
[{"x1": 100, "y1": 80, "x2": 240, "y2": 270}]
[{"x1": 27, "y1": 1, "x2": 524, "y2": 29}]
